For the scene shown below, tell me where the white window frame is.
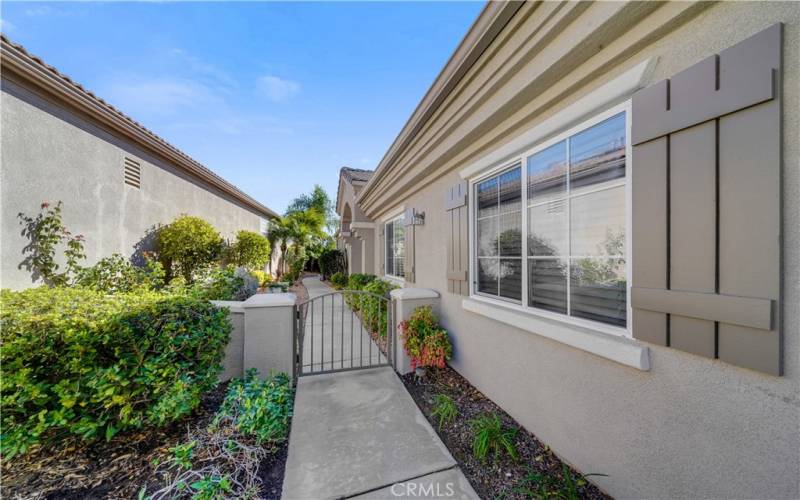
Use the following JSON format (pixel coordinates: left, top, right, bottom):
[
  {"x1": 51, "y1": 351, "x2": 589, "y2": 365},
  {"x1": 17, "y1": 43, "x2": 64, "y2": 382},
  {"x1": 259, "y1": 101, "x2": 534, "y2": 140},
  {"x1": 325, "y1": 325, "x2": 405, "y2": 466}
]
[
  {"x1": 383, "y1": 212, "x2": 406, "y2": 282},
  {"x1": 468, "y1": 101, "x2": 632, "y2": 338}
]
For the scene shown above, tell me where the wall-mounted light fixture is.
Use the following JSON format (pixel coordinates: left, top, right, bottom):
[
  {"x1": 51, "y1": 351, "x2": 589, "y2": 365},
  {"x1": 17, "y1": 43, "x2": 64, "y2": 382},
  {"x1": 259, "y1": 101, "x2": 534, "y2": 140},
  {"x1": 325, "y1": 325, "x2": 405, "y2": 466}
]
[{"x1": 412, "y1": 211, "x2": 425, "y2": 226}]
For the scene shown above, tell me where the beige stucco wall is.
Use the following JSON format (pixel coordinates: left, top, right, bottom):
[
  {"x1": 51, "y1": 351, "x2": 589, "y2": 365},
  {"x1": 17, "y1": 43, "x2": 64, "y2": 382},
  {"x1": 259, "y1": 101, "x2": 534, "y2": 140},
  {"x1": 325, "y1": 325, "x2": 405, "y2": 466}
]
[
  {"x1": 366, "y1": 2, "x2": 800, "y2": 498},
  {"x1": 1, "y1": 80, "x2": 270, "y2": 289}
]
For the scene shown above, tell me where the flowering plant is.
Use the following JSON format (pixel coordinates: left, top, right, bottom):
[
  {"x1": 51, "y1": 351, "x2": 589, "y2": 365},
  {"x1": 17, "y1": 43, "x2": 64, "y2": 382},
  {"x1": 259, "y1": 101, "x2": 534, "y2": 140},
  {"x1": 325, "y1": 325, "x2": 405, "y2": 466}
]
[{"x1": 399, "y1": 306, "x2": 453, "y2": 370}]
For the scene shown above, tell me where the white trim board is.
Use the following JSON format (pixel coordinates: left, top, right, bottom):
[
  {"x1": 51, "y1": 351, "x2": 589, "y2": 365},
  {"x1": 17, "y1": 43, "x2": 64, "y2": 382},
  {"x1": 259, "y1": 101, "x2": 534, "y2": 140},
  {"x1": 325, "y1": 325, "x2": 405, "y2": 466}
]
[
  {"x1": 459, "y1": 57, "x2": 657, "y2": 180},
  {"x1": 462, "y1": 297, "x2": 650, "y2": 371}
]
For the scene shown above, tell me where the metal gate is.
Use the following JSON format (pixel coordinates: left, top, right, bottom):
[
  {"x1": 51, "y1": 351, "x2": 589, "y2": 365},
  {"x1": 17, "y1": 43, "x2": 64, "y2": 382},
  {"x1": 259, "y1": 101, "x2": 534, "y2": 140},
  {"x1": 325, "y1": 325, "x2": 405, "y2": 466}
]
[{"x1": 293, "y1": 290, "x2": 393, "y2": 377}]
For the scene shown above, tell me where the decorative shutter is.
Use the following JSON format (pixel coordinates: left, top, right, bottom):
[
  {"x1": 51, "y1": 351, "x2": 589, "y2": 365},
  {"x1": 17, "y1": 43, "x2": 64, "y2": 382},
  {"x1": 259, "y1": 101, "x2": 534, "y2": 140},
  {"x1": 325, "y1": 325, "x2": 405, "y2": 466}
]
[
  {"x1": 445, "y1": 180, "x2": 469, "y2": 295},
  {"x1": 404, "y1": 207, "x2": 416, "y2": 283},
  {"x1": 630, "y1": 24, "x2": 782, "y2": 375},
  {"x1": 378, "y1": 225, "x2": 385, "y2": 276}
]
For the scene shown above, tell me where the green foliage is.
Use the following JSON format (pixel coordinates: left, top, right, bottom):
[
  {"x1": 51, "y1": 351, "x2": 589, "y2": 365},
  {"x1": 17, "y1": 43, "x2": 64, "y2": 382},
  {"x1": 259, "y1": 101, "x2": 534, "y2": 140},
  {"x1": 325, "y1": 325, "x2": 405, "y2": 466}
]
[
  {"x1": 360, "y1": 279, "x2": 398, "y2": 337},
  {"x1": 512, "y1": 463, "x2": 606, "y2": 499},
  {"x1": 157, "y1": 215, "x2": 223, "y2": 283},
  {"x1": 342, "y1": 273, "x2": 375, "y2": 314},
  {"x1": 75, "y1": 254, "x2": 165, "y2": 293},
  {"x1": 212, "y1": 369, "x2": 293, "y2": 446},
  {"x1": 170, "y1": 440, "x2": 197, "y2": 469},
  {"x1": 250, "y1": 270, "x2": 271, "y2": 288},
  {"x1": 399, "y1": 306, "x2": 453, "y2": 369},
  {"x1": 330, "y1": 271, "x2": 348, "y2": 289},
  {"x1": 283, "y1": 245, "x2": 307, "y2": 282},
  {"x1": 431, "y1": 394, "x2": 458, "y2": 430},
  {"x1": 318, "y1": 248, "x2": 346, "y2": 279},
  {"x1": 285, "y1": 184, "x2": 337, "y2": 235},
  {"x1": 17, "y1": 201, "x2": 86, "y2": 286},
  {"x1": 227, "y1": 230, "x2": 271, "y2": 271},
  {"x1": 191, "y1": 265, "x2": 257, "y2": 301},
  {"x1": 470, "y1": 413, "x2": 518, "y2": 462},
  {"x1": 188, "y1": 475, "x2": 233, "y2": 500},
  {"x1": 0, "y1": 287, "x2": 231, "y2": 459}
]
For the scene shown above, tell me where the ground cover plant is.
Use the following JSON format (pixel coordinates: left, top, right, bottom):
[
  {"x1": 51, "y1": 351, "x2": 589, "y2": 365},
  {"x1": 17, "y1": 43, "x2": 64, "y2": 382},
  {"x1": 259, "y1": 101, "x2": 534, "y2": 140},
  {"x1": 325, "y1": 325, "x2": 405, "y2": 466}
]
[
  {"x1": 402, "y1": 366, "x2": 610, "y2": 499},
  {"x1": 0, "y1": 287, "x2": 231, "y2": 459},
  {"x1": 146, "y1": 370, "x2": 293, "y2": 499}
]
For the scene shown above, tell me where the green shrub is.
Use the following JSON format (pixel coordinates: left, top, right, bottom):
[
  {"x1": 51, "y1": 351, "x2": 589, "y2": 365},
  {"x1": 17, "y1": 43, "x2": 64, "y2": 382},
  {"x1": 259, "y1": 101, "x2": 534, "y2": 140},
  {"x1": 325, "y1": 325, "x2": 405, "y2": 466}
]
[
  {"x1": 226, "y1": 230, "x2": 270, "y2": 271},
  {"x1": 157, "y1": 215, "x2": 223, "y2": 283},
  {"x1": 0, "y1": 287, "x2": 231, "y2": 458},
  {"x1": 330, "y1": 271, "x2": 348, "y2": 289},
  {"x1": 431, "y1": 394, "x2": 458, "y2": 430},
  {"x1": 361, "y1": 279, "x2": 398, "y2": 336},
  {"x1": 284, "y1": 245, "x2": 307, "y2": 282},
  {"x1": 251, "y1": 269, "x2": 271, "y2": 288},
  {"x1": 192, "y1": 265, "x2": 257, "y2": 301},
  {"x1": 470, "y1": 413, "x2": 518, "y2": 462},
  {"x1": 74, "y1": 253, "x2": 165, "y2": 293},
  {"x1": 399, "y1": 306, "x2": 453, "y2": 369},
  {"x1": 318, "y1": 248, "x2": 346, "y2": 279},
  {"x1": 344, "y1": 273, "x2": 376, "y2": 311},
  {"x1": 212, "y1": 369, "x2": 293, "y2": 446}
]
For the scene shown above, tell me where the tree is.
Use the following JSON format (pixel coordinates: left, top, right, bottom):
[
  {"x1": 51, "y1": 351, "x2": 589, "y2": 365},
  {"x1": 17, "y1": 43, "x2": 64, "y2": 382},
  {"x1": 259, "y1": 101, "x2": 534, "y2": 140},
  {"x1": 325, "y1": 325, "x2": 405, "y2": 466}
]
[
  {"x1": 157, "y1": 215, "x2": 223, "y2": 282},
  {"x1": 285, "y1": 184, "x2": 339, "y2": 235},
  {"x1": 227, "y1": 230, "x2": 271, "y2": 270}
]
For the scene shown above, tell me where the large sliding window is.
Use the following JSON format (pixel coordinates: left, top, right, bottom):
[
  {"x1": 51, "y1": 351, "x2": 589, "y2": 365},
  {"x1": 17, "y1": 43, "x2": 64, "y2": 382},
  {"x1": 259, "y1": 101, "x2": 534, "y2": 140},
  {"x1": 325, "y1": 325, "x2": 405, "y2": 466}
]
[
  {"x1": 473, "y1": 110, "x2": 628, "y2": 329},
  {"x1": 385, "y1": 215, "x2": 405, "y2": 279}
]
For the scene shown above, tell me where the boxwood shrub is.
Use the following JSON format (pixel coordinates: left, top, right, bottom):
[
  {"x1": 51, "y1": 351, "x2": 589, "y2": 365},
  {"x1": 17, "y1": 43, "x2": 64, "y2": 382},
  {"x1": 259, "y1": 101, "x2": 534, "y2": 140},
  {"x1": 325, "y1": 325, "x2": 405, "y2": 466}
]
[
  {"x1": 361, "y1": 279, "x2": 398, "y2": 337},
  {"x1": 0, "y1": 287, "x2": 231, "y2": 459}
]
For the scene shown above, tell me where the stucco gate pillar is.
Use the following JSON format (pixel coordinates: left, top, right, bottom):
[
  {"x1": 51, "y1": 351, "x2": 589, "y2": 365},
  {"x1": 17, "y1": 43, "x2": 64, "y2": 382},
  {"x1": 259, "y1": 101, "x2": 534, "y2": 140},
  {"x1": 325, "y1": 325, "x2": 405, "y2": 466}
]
[
  {"x1": 390, "y1": 288, "x2": 440, "y2": 375},
  {"x1": 242, "y1": 293, "x2": 297, "y2": 379}
]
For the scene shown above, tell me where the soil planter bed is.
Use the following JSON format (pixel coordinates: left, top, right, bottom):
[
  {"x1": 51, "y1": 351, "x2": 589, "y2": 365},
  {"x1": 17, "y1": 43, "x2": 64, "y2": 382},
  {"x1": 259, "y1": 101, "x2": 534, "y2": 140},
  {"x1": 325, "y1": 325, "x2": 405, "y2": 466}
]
[
  {"x1": 402, "y1": 366, "x2": 611, "y2": 500},
  {"x1": 1, "y1": 384, "x2": 291, "y2": 499}
]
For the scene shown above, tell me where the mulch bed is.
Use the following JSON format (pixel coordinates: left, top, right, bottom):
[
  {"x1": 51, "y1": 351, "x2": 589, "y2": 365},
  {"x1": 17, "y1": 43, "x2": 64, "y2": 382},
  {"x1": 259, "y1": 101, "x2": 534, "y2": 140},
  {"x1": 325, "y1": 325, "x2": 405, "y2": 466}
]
[
  {"x1": 2, "y1": 383, "x2": 290, "y2": 499},
  {"x1": 402, "y1": 366, "x2": 611, "y2": 500}
]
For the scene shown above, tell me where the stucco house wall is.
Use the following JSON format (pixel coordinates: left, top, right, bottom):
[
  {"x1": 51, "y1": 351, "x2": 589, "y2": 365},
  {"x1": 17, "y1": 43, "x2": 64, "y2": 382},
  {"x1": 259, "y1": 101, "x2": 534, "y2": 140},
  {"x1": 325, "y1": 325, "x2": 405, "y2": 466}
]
[
  {"x1": 358, "y1": 2, "x2": 800, "y2": 498},
  {"x1": 1, "y1": 59, "x2": 276, "y2": 290}
]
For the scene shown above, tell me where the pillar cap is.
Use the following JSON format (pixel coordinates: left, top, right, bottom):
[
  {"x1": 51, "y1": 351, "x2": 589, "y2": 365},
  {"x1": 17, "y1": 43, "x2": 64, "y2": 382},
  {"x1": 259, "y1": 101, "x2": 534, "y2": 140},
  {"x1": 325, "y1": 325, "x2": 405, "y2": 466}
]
[
  {"x1": 390, "y1": 288, "x2": 439, "y2": 300},
  {"x1": 242, "y1": 293, "x2": 297, "y2": 308}
]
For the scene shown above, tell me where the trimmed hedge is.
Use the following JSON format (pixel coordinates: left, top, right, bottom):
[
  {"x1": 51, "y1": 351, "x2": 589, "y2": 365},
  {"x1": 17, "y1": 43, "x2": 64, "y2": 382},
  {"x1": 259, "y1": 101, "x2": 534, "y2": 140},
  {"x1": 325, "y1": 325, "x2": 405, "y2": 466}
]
[{"x1": 0, "y1": 287, "x2": 231, "y2": 458}]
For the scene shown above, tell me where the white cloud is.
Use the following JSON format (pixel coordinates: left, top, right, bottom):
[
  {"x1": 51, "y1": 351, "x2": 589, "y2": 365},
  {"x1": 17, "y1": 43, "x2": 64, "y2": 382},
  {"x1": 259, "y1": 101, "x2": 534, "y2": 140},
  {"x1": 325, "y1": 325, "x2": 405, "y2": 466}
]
[
  {"x1": 256, "y1": 75, "x2": 300, "y2": 103},
  {"x1": 24, "y1": 6, "x2": 53, "y2": 16},
  {"x1": 103, "y1": 78, "x2": 221, "y2": 118},
  {"x1": 0, "y1": 18, "x2": 17, "y2": 32}
]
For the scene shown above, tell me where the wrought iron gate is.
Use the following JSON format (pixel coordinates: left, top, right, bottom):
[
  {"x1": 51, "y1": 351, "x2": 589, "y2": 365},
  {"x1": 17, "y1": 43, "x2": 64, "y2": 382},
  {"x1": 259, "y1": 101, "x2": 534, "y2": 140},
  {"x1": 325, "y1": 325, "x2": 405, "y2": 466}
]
[{"x1": 293, "y1": 290, "x2": 393, "y2": 377}]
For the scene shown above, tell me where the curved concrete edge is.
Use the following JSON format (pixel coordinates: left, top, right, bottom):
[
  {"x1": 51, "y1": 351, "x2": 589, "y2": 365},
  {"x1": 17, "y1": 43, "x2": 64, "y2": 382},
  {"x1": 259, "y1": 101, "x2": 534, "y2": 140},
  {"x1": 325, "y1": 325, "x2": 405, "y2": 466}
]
[
  {"x1": 390, "y1": 288, "x2": 440, "y2": 300},
  {"x1": 242, "y1": 292, "x2": 296, "y2": 308}
]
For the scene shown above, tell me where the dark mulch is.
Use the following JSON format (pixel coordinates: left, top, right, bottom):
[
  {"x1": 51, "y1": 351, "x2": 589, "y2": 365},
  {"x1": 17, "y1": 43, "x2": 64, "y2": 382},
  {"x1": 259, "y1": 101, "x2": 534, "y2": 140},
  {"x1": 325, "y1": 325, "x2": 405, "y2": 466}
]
[
  {"x1": 402, "y1": 366, "x2": 612, "y2": 500},
  {"x1": 2, "y1": 382, "x2": 290, "y2": 499}
]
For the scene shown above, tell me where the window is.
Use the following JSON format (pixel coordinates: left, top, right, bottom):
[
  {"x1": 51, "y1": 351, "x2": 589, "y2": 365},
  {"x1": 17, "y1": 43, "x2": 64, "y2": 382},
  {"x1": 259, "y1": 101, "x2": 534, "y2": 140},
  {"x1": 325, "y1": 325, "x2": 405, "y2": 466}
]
[
  {"x1": 385, "y1": 215, "x2": 405, "y2": 278},
  {"x1": 473, "y1": 110, "x2": 628, "y2": 329}
]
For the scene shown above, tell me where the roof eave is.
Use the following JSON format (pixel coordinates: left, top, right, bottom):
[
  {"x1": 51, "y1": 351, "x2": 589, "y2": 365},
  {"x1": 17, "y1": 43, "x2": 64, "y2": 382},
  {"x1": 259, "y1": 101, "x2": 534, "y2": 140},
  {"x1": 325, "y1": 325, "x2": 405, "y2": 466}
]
[
  {"x1": 358, "y1": 1, "x2": 524, "y2": 213},
  {"x1": 0, "y1": 35, "x2": 280, "y2": 221}
]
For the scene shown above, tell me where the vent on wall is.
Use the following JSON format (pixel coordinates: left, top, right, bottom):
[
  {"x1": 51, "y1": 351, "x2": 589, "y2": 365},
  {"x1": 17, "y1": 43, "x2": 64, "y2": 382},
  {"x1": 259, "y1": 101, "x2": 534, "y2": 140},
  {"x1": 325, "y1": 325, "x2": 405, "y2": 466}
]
[{"x1": 123, "y1": 157, "x2": 141, "y2": 189}]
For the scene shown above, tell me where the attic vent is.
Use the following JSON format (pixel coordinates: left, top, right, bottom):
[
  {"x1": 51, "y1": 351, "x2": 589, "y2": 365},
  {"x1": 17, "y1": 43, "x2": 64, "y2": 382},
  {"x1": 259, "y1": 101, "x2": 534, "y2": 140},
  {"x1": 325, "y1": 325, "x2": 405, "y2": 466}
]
[{"x1": 123, "y1": 157, "x2": 141, "y2": 188}]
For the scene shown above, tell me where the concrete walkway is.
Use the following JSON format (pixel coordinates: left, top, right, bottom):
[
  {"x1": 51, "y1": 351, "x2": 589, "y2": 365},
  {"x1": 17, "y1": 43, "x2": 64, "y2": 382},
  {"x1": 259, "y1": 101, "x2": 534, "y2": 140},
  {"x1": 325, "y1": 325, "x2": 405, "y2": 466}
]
[
  {"x1": 300, "y1": 277, "x2": 386, "y2": 373},
  {"x1": 282, "y1": 367, "x2": 478, "y2": 499},
  {"x1": 282, "y1": 278, "x2": 477, "y2": 499}
]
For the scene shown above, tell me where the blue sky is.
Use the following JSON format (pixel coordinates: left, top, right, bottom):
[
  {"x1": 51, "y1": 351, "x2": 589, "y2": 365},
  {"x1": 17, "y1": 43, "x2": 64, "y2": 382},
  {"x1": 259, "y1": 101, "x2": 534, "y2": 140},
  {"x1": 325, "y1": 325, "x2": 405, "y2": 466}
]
[{"x1": 0, "y1": 1, "x2": 483, "y2": 214}]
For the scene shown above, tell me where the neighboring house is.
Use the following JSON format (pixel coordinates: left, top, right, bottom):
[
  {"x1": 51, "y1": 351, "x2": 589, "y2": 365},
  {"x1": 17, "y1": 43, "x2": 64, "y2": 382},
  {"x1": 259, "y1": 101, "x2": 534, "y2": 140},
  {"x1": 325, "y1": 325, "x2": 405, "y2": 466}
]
[
  {"x1": 335, "y1": 167, "x2": 375, "y2": 275},
  {"x1": 336, "y1": 2, "x2": 799, "y2": 498},
  {"x1": 0, "y1": 35, "x2": 280, "y2": 290}
]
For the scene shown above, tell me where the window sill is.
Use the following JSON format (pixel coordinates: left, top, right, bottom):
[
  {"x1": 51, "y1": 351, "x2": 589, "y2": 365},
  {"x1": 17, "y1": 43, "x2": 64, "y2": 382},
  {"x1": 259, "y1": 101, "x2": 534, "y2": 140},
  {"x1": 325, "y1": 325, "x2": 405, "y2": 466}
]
[{"x1": 461, "y1": 296, "x2": 650, "y2": 371}]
